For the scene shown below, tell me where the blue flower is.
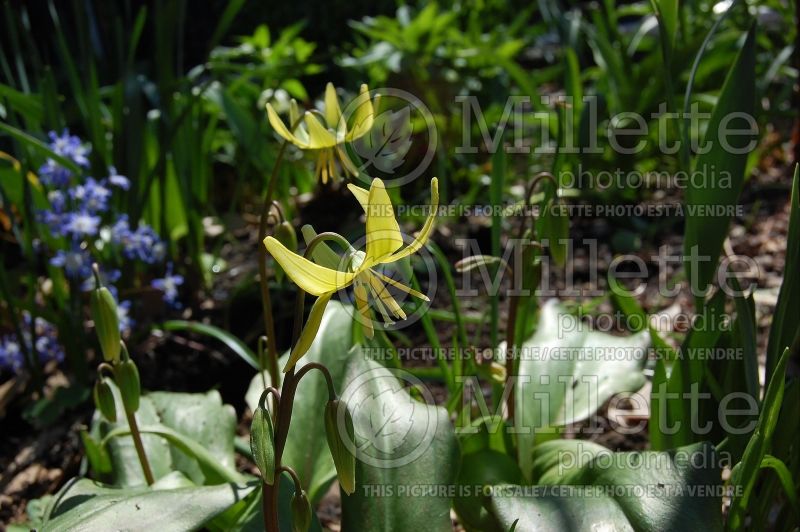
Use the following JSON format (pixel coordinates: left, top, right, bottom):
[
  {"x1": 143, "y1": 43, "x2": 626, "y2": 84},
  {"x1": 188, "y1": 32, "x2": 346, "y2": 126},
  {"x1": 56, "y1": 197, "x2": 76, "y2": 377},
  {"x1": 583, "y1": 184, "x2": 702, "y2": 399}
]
[
  {"x1": 107, "y1": 167, "x2": 130, "y2": 190},
  {"x1": 151, "y1": 264, "x2": 184, "y2": 308},
  {"x1": 111, "y1": 216, "x2": 166, "y2": 264},
  {"x1": 39, "y1": 159, "x2": 72, "y2": 188},
  {"x1": 64, "y1": 211, "x2": 101, "y2": 238},
  {"x1": 0, "y1": 313, "x2": 64, "y2": 374},
  {"x1": 47, "y1": 190, "x2": 67, "y2": 213},
  {"x1": 48, "y1": 130, "x2": 90, "y2": 168},
  {"x1": 70, "y1": 177, "x2": 111, "y2": 213},
  {"x1": 117, "y1": 300, "x2": 134, "y2": 335},
  {"x1": 38, "y1": 130, "x2": 91, "y2": 188},
  {"x1": 51, "y1": 246, "x2": 93, "y2": 279},
  {"x1": 0, "y1": 337, "x2": 24, "y2": 373}
]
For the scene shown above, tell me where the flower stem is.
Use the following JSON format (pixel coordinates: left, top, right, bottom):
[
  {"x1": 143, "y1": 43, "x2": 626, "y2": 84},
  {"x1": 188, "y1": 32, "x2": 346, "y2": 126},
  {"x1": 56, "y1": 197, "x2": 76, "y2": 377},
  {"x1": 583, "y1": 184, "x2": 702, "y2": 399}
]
[
  {"x1": 258, "y1": 141, "x2": 289, "y2": 389},
  {"x1": 124, "y1": 406, "x2": 154, "y2": 485}
]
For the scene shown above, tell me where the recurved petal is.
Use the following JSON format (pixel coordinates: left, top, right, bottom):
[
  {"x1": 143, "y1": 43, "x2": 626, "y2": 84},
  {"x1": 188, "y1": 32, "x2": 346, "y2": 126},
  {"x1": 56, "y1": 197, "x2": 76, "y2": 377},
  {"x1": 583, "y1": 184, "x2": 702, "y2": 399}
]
[
  {"x1": 264, "y1": 236, "x2": 354, "y2": 295},
  {"x1": 364, "y1": 179, "x2": 403, "y2": 266},
  {"x1": 324, "y1": 83, "x2": 342, "y2": 129},
  {"x1": 346, "y1": 183, "x2": 370, "y2": 212},
  {"x1": 304, "y1": 112, "x2": 338, "y2": 149},
  {"x1": 266, "y1": 103, "x2": 308, "y2": 148},
  {"x1": 345, "y1": 84, "x2": 376, "y2": 142},
  {"x1": 386, "y1": 177, "x2": 439, "y2": 262}
]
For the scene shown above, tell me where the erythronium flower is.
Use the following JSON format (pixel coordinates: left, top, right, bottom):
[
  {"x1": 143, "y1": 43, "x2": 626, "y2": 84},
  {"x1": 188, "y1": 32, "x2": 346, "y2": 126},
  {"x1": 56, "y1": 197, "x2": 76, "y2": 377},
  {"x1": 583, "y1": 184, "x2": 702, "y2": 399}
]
[
  {"x1": 266, "y1": 83, "x2": 379, "y2": 184},
  {"x1": 264, "y1": 177, "x2": 439, "y2": 372}
]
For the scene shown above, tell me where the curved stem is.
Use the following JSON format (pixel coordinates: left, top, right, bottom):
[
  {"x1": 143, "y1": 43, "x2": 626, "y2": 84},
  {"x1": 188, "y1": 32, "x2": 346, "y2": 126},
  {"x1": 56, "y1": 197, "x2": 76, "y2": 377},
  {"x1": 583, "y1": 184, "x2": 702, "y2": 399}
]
[
  {"x1": 505, "y1": 172, "x2": 557, "y2": 419},
  {"x1": 278, "y1": 465, "x2": 304, "y2": 494},
  {"x1": 295, "y1": 362, "x2": 337, "y2": 401}
]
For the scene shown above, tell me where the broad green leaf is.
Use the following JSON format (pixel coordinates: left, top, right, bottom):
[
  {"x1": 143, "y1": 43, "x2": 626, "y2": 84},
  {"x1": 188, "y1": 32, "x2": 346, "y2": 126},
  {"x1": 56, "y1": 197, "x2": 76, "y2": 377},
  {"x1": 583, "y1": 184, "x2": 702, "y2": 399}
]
[
  {"x1": 515, "y1": 300, "x2": 650, "y2": 477},
  {"x1": 491, "y1": 442, "x2": 723, "y2": 531},
  {"x1": 531, "y1": 439, "x2": 612, "y2": 485},
  {"x1": 102, "y1": 424, "x2": 244, "y2": 485},
  {"x1": 683, "y1": 26, "x2": 756, "y2": 306},
  {"x1": 92, "y1": 383, "x2": 241, "y2": 486},
  {"x1": 148, "y1": 390, "x2": 238, "y2": 484},
  {"x1": 39, "y1": 478, "x2": 255, "y2": 532},
  {"x1": 92, "y1": 384, "x2": 173, "y2": 486},
  {"x1": 454, "y1": 449, "x2": 523, "y2": 530},
  {"x1": 340, "y1": 353, "x2": 460, "y2": 531}
]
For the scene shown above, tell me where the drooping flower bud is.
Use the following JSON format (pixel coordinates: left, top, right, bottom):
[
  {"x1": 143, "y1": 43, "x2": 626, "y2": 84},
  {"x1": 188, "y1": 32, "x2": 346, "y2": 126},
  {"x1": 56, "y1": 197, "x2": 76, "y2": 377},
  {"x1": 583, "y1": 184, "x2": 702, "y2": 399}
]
[
  {"x1": 290, "y1": 489, "x2": 312, "y2": 532},
  {"x1": 250, "y1": 406, "x2": 276, "y2": 485},
  {"x1": 115, "y1": 359, "x2": 140, "y2": 415},
  {"x1": 520, "y1": 229, "x2": 542, "y2": 293},
  {"x1": 324, "y1": 399, "x2": 355, "y2": 495},
  {"x1": 91, "y1": 285, "x2": 121, "y2": 363},
  {"x1": 93, "y1": 377, "x2": 117, "y2": 422}
]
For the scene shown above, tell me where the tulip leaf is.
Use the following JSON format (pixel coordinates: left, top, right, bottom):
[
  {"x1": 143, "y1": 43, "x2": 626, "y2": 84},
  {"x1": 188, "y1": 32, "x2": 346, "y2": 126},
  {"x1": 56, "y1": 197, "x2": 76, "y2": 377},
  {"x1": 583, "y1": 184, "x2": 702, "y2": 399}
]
[
  {"x1": 92, "y1": 383, "x2": 241, "y2": 486},
  {"x1": 340, "y1": 353, "x2": 460, "y2": 531},
  {"x1": 490, "y1": 442, "x2": 723, "y2": 531},
  {"x1": 38, "y1": 477, "x2": 256, "y2": 532},
  {"x1": 515, "y1": 300, "x2": 650, "y2": 478}
]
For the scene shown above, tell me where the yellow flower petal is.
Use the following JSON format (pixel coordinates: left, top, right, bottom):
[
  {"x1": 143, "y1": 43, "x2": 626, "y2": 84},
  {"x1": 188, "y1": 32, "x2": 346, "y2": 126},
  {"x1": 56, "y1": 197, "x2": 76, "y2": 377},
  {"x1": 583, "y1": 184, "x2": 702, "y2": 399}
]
[
  {"x1": 284, "y1": 291, "x2": 333, "y2": 372},
  {"x1": 346, "y1": 182, "x2": 370, "y2": 211},
  {"x1": 266, "y1": 103, "x2": 308, "y2": 148},
  {"x1": 364, "y1": 179, "x2": 403, "y2": 265},
  {"x1": 289, "y1": 99, "x2": 301, "y2": 130},
  {"x1": 304, "y1": 112, "x2": 338, "y2": 149},
  {"x1": 264, "y1": 236, "x2": 354, "y2": 296},
  {"x1": 337, "y1": 146, "x2": 358, "y2": 177},
  {"x1": 386, "y1": 177, "x2": 439, "y2": 262},
  {"x1": 324, "y1": 83, "x2": 342, "y2": 129},
  {"x1": 345, "y1": 84, "x2": 376, "y2": 142}
]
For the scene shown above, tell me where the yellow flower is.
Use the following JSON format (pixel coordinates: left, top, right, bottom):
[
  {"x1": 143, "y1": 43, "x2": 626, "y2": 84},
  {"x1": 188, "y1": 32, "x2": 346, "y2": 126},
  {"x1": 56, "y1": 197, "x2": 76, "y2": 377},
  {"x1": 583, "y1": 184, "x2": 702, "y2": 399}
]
[
  {"x1": 264, "y1": 177, "x2": 439, "y2": 371},
  {"x1": 265, "y1": 83, "x2": 379, "y2": 184}
]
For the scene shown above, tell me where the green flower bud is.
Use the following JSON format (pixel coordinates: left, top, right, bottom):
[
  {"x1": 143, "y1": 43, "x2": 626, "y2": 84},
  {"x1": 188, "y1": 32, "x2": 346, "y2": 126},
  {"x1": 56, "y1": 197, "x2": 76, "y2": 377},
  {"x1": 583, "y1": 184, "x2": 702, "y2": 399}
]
[
  {"x1": 250, "y1": 406, "x2": 276, "y2": 484},
  {"x1": 539, "y1": 201, "x2": 569, "y2": 267},
  {"x1": 115, "y1": 360, "x2": 140, "y2": 415},
  {"x1": 521, "y1": 229, "x2": 542, "y2": 293},
  {"x1": 93, "y1": 378, "x2": 117, "y2": 422},
  {"x1": 324, "y1": 399, "x2": 355, "y2": 495},
  {"x1": 290, "y1": 489, "x2": 312, "y2": 532},
  {"x1": 275, "y1": 221, "x2": 298, "y2": 252},
  {"x1": 91, "y1": 286, "x2": 121, "y2": 363}
]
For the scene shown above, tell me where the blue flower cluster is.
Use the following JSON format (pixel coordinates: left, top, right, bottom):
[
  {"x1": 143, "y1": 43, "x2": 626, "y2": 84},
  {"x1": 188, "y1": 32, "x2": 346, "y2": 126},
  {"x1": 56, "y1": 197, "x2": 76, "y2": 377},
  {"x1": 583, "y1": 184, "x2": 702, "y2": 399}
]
[
  {"x1": 110, "y1": 215, "x2": 167, "y2": 264},
  {"x1": 38, "y1": 130, "x2": 90, "y2": 188},
  {"x1": 31, "y1": 130, "x2": 183, "y2": 350},
  {"x1": 0, "y1": 312, "x2": 64, "y2": 373},
  {"x1": 151, "y1": 264, "x2": 185, "y2": 309}
]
